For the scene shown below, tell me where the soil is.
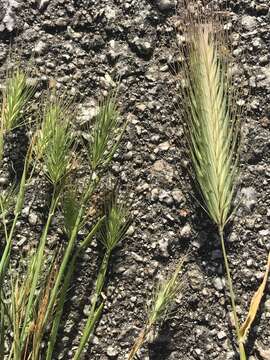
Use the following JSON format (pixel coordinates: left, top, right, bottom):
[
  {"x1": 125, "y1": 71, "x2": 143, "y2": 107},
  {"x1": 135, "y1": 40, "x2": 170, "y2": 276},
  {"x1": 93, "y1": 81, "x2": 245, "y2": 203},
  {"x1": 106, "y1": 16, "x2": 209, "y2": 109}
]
[{"x1": 0, "y1": 0, "x2": 270, "y2": 359}]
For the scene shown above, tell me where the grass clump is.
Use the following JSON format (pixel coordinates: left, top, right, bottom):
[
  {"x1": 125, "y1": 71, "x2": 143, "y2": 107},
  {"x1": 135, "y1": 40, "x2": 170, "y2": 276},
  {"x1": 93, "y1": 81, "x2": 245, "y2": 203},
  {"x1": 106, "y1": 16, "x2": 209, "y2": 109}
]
[{"x1": 0, "y1": 66, "x2": 128, "y2": 360}]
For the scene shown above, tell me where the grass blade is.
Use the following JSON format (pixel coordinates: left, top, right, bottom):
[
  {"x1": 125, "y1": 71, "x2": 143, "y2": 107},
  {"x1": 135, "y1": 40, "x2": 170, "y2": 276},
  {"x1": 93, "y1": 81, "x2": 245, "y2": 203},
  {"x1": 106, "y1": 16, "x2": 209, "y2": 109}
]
[{"x1": 239, "y1": 251, "x2": 270, "y2": 343}]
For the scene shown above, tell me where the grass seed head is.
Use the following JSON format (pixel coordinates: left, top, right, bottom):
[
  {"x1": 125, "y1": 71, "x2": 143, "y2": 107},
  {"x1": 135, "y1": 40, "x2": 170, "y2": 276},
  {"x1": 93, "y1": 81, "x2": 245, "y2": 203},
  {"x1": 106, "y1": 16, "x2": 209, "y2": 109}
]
[
  {"x1": 88, "y1": 92, "x2": 122, "y2": 171},
  {"x1": 147, "y1": 259, "x2": 185, "y2": 326},
  {"x1": 1, "y1": 68, "x2": 33, "y2": 131},
  {"x1": 99, "y1": 194, "x2": 130, "y2": 253},
  {"x1": 179, "y1": 13, "x2": 240, "y2": 230},
  {"x1": 35, "y1": 95, "x2": 73, "y2": 185}
]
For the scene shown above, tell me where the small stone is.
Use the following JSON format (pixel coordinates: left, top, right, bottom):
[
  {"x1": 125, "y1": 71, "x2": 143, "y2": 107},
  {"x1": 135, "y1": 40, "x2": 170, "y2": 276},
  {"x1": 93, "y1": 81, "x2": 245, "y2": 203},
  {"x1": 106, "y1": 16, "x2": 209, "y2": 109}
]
[
  {"x1": 159, "y1": 189, "x2": 173, "y2": 205},
  {"x1": 213, "y1": 277, "x2": 224, "y2": 291},
  {"x1": 188, "y1": 269, "x2": 203, "y2": 290},
  {"x1": 156, "y1": 0, "x2": 176, "y2": 12},
  {"x1": 130, "y1": 37, "x2": 154, "y2": 58},
  {"x1": 246, "y1": 259, "x2": 253, "y2": 267},
  {"x1": 151, "y1": 188, "x2": 159, "y2": 201},
  {"x1": 126, "y1": 225, "x2": 135, "y2": 236},
  {"x1": 104, "y1": 5, "x2": 117, "y2": 20},
  {"x1": 126, "y1": 141, "x2": 133, "y2": 150},
  {"x1": 180, "y1": 224, "x2": 192, "y2": 239},
  {"x1": 255, "y1": 4, "x2": 269, "y2": 16},
  {"x1": 260, "y1": 116, "x2": 270, "y2": 128},
  {"x1": 217, "y1": 330, "x2": 227, "y2": 340},
  {"x1": 264, "y1": 299, "x2": 270, "y2": 312},
  {"x1": 257, "y1": 345, "x2": 270, "y2": 360},
  {"x1": 171, "y1": 189, "x2": 184, "y2": 204},
  {"x1": 106, "y1": 345, "x2": 118, "y2": 357},
  {"x1": 158, "y1": 141, "x2": 170, "y2": 151},
  {"x1": 241, "y1": 15, "x2": 257, "y2": 31},
  {"x1": 28, "y1": 212, "x2": 38, "y2": 225},
  {"x1": 0, "y1": 177, "x2": 9, "y2": 185},
  {"x1": 136, "y1": 103, "x2": 146, "y2": 112},
  {"x1": 241, "y1": 187, "x2": 257, "y2": 211},
  {"x1": 91, "y1": 336, "x2": 99, "y2": 345},
  {"x1": 22, "y1": 206, "x2": 30, "y2": 217},
  {"x1": 259, "y1": 229, "x2": 269, "y2": 236},
  {"x1": 17, "y1": 236, "x2": 27, "y2": 247},
  {"x1": 34, "y1": 41, "x2": 47, "y2": 55},
  {"x1": 158, "y1": 238, "x2": 170, "y2": 257}
]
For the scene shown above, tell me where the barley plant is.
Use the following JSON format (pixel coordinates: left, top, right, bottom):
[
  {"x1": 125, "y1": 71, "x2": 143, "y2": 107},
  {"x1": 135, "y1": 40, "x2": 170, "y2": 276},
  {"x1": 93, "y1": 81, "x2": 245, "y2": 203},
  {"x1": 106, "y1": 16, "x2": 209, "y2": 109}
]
[
  {"x1": 0, "y1": 68, "x2": 33, "y2": 161},
  {"x1": 0, "y1": 66, "x2": 128, "y2": 359},
  {"x1": 128, "y1": 259, "x2": 185, "y2": 360},
  {"x1": 178, "y1": 4, "x2": 246, "y2": 359}
]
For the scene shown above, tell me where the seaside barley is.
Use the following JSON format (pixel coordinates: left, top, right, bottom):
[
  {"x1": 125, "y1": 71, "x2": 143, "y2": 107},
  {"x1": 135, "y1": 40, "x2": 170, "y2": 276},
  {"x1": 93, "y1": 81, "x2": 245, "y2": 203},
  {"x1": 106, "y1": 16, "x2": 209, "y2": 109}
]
[{"x1": 178, "y1": 7, "x2": 246, "y2": 359}]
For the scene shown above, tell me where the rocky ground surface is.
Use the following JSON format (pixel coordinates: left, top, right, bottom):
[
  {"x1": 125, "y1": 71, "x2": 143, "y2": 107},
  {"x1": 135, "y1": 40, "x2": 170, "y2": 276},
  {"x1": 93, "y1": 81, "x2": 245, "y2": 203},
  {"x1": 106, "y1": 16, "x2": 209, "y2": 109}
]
[{"x1": 0, "y1": 0, "x2": 270, "y2": 359}]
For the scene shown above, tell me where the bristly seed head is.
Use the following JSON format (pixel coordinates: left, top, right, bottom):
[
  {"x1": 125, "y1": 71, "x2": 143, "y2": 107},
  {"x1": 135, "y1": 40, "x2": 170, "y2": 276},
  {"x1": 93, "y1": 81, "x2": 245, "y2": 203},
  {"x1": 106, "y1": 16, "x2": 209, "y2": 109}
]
[{"x1": 180, "y1": 15, "x2": 240, "y2": 230}]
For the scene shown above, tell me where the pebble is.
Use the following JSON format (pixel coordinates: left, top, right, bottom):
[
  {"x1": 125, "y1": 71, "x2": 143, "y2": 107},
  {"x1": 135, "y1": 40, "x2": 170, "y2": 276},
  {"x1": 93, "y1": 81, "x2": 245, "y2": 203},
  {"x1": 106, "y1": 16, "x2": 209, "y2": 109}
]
[
  {"x1": 130, "y1": 37, "x2": 154, "y2": 58},
  {"x1": 217, "y1": 330, "x2": 227, "y2": 340},
  {"x1": 241, "y1": 187, "x2": 257, "y2": 211},
  {"x1": 158, "y1": 141, "x2": 170, "y2": 151},
  {"x1": 0, "y1": 177, "x2": 9, "y2": 185},
  {"x1": 28, "y1": 213, "x2": 38, "y2": 225},
  {"x1": 246, "y1": 259, "x2": 253, "y2": 267},
  {"x1": 126, "y1": 225, "x2": 135, "y2": 236},
  {"x1": 34, "y1": 40, "x2": 47, "y2": 55},
  {"x1": 106, "y1": 345, "x2": 119, "y2": 357},
  {"x1": 171, "y1": 189, "x2": 184, "y2": 204},
  {"x1": 188, "y1": 269, "x2": 203, "y2": 290},
  {"x1": 158, "y1": 238, "x2": 170, "y2": 257},
  {"x1": 156, "y1": 0, "x2": 176, "y2": 12},
  {"x1": 241, "y1": 15, "x2": 257, "y2": 31},
  {"x1": 159, "y1": 189, "x2": 173, "y2": 205},
  {"x1": 264, "y1": 299, "x2": 270, "y2": 312},
  {"x1": 213, "y1": 277, "x2": 224, "y2": 291},
  {"x1": 180, "y1": 224, "x2": 192, "y2": 239}
]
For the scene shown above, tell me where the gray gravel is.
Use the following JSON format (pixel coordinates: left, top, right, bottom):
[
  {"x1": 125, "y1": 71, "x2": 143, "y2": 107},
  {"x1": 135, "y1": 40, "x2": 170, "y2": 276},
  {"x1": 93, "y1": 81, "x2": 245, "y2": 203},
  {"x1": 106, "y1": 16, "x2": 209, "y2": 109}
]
[{"x1": 0, "y1": 0, "x2": 270, "y2": 359}]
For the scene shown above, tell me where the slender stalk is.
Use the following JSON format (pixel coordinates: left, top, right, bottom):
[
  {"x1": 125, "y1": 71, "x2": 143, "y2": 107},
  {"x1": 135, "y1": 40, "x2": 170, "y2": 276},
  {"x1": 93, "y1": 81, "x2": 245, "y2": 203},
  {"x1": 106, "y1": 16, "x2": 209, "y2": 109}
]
[
  {"x1": 45, "y1": 257, "x2": 75, "y2": 360},
  {"x1": 219, "y1": 226, "x2": 246, "y2": 360},
  {"x1": 128, "y1": 328, "x2": 148, "y2": 360},
  {"x1": 0, "y1": 301, "x2": 5, "y2": 360},
  {"x1": 46, "y1": 216, "x2": 105, "y2": 360},
  {"x1": 43, "y1": 179, "x2": 97, "y2": 329},
  {"x1": 73, "y1": 251, "x2": 110, "y2": 360},
  {"x1": 0, "y1": 141, "x2": 32, "y2": 285},
  {"x1": 73, "y1": 302, "x2": 104, "y2": 360},
  {"x1": 20, "y1": 187, "x2": 60, "y2": 344}
]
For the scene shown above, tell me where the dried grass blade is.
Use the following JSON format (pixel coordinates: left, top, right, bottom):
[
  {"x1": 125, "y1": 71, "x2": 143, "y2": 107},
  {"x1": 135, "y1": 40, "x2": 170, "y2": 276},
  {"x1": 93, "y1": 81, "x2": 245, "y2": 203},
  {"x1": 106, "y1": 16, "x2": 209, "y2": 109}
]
[{"x1": 239, "y1": 251, "x2": 270, "y2": 342}]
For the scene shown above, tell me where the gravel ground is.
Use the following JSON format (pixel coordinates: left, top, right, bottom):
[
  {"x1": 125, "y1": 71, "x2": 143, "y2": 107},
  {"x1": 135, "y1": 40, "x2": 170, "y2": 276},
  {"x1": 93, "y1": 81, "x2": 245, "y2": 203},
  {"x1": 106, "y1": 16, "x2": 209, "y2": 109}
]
[{"x1": 0, "y1": 0, "x2": 270, "y2": 359}]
